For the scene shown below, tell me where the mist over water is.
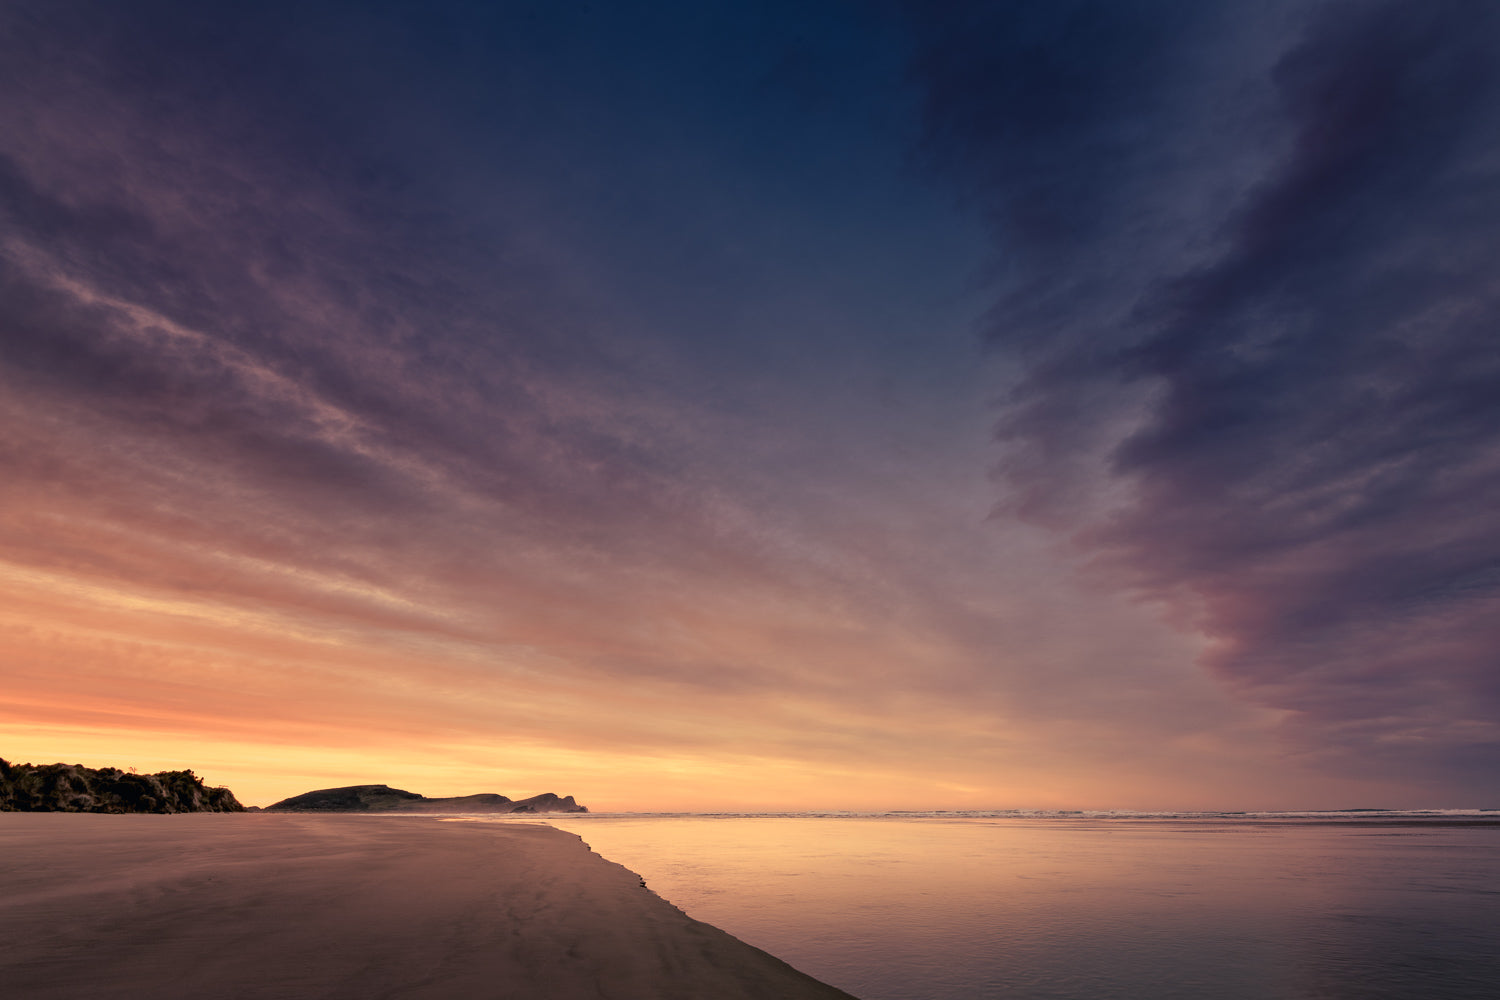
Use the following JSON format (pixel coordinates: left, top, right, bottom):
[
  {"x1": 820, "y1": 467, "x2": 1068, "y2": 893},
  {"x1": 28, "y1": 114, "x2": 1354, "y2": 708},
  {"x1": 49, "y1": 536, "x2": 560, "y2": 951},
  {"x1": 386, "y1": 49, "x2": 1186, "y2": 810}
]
[{"x1": 500, "y1": 814, "x2": 1500, "y2": 1000}]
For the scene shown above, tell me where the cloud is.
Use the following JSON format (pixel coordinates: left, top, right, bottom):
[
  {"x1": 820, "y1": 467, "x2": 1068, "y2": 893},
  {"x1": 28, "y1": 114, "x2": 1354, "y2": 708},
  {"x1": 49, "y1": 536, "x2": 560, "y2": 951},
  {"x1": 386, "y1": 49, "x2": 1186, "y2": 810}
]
[
  {"x1": 2, "y1": 0, "x2": 1368, "y2": 808},
  {"x1": 912, "y1": 0, "x2": 1500, "y2": 785}
]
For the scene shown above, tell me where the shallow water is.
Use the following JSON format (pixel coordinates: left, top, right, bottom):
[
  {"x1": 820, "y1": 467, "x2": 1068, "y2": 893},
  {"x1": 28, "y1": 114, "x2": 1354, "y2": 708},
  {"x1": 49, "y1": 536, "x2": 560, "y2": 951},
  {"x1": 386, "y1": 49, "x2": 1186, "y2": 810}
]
[{"x1": 511, "y1": 814, "x2": 1500, "y2": 1000}]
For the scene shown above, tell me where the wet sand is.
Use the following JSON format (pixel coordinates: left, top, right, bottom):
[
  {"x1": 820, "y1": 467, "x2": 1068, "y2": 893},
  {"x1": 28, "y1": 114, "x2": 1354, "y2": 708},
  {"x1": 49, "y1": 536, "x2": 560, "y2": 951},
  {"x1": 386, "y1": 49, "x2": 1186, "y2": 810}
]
[{"x1": 0, "y1": 813, "x2": 858, "y2": 999}]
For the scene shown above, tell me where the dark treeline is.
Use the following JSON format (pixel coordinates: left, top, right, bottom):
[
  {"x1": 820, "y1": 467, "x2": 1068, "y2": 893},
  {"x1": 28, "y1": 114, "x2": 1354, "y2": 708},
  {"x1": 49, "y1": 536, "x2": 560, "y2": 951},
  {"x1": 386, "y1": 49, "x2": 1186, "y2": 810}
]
[{"x1": 0, "y1": 758, "x2": 244, "y2": 813}]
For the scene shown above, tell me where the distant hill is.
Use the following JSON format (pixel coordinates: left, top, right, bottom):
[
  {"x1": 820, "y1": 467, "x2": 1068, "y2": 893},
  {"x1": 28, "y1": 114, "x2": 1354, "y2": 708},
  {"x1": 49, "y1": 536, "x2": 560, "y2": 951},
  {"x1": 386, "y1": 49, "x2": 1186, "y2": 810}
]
[
  {"x1": 0, "y1": 758, "x2": 244, "y2": 813},
  {"x1": 264, "y1": 784, "x2": 587, "y2": 814}
]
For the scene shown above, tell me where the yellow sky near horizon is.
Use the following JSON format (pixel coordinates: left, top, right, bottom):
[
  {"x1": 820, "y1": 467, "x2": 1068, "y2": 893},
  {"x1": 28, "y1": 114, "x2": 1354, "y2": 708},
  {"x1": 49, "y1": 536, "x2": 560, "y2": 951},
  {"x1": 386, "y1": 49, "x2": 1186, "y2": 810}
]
[{"x1": 1, "y1": 553, "x2": 1361, "y2": 812}]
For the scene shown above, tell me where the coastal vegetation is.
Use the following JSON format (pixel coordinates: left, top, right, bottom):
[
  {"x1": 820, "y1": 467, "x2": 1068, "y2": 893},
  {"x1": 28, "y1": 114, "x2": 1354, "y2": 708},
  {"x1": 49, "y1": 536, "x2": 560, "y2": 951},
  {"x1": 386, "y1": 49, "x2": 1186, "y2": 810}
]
[
  {"x1": 0, "y1": 762, "x2": 585, "y2": 814},
  {"x1": 0, "y1": 758, "x2": 244, "y2": 813}
]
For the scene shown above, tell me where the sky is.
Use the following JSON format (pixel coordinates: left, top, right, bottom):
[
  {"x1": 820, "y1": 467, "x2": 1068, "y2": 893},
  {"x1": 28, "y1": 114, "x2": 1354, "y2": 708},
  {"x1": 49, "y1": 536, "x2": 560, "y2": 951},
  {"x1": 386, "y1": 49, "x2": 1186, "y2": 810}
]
[{"x1": 2, "y1": 0, "x2": 1497, "y2": 811}]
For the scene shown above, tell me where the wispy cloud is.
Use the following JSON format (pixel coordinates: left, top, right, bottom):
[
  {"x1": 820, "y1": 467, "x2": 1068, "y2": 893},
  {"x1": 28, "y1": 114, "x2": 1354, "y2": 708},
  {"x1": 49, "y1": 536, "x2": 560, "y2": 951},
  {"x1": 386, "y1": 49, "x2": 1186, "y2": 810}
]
[
  {"x1": 912, "y1": 0, "x2": 1500, "y2": 782},
  {"x1": 4, "y1": 0, "x2": 1488, "y2": 807}
]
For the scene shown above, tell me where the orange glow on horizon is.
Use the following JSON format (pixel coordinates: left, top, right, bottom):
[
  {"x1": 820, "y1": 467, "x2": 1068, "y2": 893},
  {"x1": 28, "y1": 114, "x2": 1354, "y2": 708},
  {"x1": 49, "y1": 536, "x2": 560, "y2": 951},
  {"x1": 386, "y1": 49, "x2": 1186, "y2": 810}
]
[{"x1": 0, "y1": 540, "x2": 1394, "y2": 813}]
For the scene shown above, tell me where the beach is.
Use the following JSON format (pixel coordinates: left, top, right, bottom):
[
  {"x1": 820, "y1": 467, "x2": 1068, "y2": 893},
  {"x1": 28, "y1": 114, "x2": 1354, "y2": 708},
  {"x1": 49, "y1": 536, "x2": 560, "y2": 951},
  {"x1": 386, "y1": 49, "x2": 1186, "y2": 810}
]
[{"x1": 0, "y1": 813, "x2": 857, "y2": 1000}]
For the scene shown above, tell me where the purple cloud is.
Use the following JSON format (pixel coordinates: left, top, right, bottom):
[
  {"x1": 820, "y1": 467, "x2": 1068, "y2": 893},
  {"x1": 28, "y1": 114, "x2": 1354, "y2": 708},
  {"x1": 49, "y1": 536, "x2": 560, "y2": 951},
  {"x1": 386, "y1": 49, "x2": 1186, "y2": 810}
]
[{"x1": 913, "y1": 0, "x2": 1500, "y2": 785}]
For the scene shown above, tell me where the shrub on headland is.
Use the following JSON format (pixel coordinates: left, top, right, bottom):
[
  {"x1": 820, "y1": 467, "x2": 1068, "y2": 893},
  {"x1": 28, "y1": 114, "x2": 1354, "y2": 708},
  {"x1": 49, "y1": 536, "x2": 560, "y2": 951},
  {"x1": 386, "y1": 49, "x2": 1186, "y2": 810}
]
[{"x1": 0, "y1": 758, "x2": 245, "y2": 813}]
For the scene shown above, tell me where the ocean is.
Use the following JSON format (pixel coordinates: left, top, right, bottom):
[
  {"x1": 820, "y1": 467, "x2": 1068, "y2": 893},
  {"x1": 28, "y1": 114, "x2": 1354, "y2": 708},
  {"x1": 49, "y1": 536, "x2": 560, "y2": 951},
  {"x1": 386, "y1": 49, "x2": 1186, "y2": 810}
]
[{"x1": 502, "y1": 812, "x2": 1500, "y2": 1000}]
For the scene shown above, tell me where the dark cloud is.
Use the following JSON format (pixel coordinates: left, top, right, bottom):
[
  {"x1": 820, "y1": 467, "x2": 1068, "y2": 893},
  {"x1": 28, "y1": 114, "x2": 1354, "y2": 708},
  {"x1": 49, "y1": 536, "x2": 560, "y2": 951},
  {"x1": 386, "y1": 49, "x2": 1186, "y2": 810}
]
[{"x1": 914, "y1": 0, "x2": 1500, "y2": 784}]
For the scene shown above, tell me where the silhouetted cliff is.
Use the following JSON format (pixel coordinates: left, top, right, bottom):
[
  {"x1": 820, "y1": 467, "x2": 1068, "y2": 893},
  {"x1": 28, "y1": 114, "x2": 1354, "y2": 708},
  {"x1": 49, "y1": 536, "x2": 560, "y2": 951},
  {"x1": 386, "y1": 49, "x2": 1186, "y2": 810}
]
[
  {"x1": 265, "y1": 784, "x2": 586, "y2": 813},
  {"x1": 0, "y1": 758, "x2": 244, "y2": 813}
]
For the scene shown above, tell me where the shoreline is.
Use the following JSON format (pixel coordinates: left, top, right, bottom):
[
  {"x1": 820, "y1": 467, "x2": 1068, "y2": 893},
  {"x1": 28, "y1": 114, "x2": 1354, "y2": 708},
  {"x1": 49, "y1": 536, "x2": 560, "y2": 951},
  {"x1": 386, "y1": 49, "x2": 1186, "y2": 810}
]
[{"x1": 0, "y1": 813, "x2": 858, "y2": 1000}]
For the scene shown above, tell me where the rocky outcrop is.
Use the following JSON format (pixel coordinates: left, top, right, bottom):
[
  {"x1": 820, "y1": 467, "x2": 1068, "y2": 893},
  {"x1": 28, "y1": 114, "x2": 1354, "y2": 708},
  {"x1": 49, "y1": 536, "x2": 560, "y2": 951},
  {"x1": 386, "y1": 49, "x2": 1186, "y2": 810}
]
[
  {"x1": 508, "y1": 792, "x2": 585, "y2": 813},
  {"x1": 0, "y1": 758, "x2": 244, "y2": 813},
  {"x1": 265, "y1": 784, "x2": 586, "y2": 813}
]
